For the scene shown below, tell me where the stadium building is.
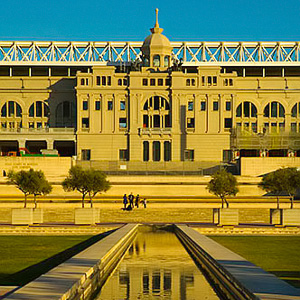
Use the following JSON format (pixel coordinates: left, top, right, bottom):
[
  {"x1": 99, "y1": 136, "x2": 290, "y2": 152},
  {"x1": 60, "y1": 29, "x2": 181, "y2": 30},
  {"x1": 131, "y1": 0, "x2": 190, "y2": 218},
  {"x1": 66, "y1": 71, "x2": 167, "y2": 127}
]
[{"x1": 1, "y1": 10, "x2": 300, "y2": 172}]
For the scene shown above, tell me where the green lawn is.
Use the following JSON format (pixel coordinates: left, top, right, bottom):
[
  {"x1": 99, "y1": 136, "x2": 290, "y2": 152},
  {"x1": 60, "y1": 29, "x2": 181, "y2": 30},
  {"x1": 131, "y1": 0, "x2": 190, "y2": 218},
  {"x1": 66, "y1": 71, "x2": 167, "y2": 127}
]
[
  {"x1": 209, "y1": 236, "x2": 300, "y2": 288},
  {"x1": 0, "y1": 235, "x2": 106, "y2": 286}
]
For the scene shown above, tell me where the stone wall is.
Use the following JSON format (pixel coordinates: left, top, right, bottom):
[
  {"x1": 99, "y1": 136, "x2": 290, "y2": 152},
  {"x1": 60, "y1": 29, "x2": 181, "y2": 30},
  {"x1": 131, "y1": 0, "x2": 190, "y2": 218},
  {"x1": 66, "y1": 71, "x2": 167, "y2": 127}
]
[{"x1": 241, "y1": 157, "x2": 300, "y2": 176}]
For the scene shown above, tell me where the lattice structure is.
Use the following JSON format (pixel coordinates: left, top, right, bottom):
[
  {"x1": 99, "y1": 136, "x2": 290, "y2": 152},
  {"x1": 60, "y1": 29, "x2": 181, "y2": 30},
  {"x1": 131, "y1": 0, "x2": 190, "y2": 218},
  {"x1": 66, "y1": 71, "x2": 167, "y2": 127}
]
[{"x1": 1, "y1": 41, "x2": 300, "y2": 65}]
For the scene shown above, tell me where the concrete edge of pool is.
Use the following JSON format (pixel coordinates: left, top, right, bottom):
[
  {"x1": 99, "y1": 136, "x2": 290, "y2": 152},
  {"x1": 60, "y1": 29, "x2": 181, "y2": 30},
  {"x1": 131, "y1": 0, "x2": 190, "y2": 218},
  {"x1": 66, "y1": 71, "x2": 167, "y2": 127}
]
[
  {"x1": 175, "y1": 224, "x2": 300, "y2": 300},
  {"x1": 3, "y1": 224, "x2": 300, "y2": 300},
  {"x1": 3, "y1": 224, "x2": 138, "y2": 300}
]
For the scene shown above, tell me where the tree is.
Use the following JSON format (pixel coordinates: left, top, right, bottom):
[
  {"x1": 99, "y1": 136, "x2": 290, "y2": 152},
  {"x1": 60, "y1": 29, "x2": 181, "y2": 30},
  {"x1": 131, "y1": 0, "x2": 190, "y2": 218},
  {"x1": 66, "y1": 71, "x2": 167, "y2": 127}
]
[
  {"x1": 259, "y1": 170, "x2": 283, "y2": 209},
  {"x1": 259, "y1": 167, "x2": 300, "y2": 209},
  {"x1": 30, "y1": 170, "x2": 52, "y2": 209},
  {"x1": 7, "y1": 169, "x2": 52, "y2": 208},
  {"x1": 62, "y1": 166, "x2": 110, "y2": 208},
  {"x1": 207, "y1": 169, "x2": 239, "y2": 208}
]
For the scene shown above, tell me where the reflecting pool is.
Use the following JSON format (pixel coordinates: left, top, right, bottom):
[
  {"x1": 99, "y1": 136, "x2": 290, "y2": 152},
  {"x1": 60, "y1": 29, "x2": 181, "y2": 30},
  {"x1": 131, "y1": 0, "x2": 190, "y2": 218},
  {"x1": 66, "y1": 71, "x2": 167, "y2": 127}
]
[{"x1": 96, "y1": 227, "x2": 220, "y2": 300}]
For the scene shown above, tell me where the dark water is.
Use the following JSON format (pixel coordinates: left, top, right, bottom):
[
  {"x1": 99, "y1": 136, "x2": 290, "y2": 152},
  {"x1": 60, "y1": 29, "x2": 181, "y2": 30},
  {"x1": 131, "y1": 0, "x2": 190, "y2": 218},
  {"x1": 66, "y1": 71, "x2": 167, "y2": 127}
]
[{"x1": 96, "y1": 228, "x2": 219, "y2": 300}]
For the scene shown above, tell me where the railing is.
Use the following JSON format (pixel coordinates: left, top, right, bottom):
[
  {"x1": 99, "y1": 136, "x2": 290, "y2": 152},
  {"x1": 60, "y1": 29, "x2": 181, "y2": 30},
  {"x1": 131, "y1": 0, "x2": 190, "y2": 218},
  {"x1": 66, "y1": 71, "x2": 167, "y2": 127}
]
[
  {"x1": 139, "y1": 127, "x2": 172, "y2": 135},
  {"x1": 0, "y1": 127, "x2": 75, "y2": 134}
]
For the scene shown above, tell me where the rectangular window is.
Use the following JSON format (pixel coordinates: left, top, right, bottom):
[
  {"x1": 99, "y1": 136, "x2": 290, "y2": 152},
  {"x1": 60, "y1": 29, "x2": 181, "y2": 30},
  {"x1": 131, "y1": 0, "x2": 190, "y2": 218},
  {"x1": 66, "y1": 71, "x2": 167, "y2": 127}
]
[
  {"x1": 95, "y1": 101, "x2": 101, "y2": 110},
  {"x1": 123, "y1": 78, "x2": 128, "y2": 86},
  {"x1": 201, "y1": 101, "x2": 206, "y2": 111},
  {"x1": 213, "y1": 76, "x2": 217, "y2": 86},
  {"x1": 107, "y1": 76, "x2": 111, "y2": 86},
  {"x1": 164, "y1": 141, "x2": 171, "y2": 161},
  {"x1": 150, "y1": 79, "x2": 155, "y2": 86},
  {"x1": 119, "y1": 117, "x2": 127, "y2": 129},
  {"x1": 224, "y1": 79, "x2": 228, "y2": 86},
  {"x1": 119, "y1": 149, "x2": 128, "y2": 161},
  {"x1": 184, "y1": 149, "x2": 194, "y2": 161},
  {"x1": 165, "y1": 78, "x2": 171, "y2": 86},
  {"x1": 229, "y1": 79, "x2": 233, "y2": 86},
  {"x1": 202, "y1": 76, "x2": 205, "y2": 86},
  {"x1": 225, "y1": 101, "x2": 231, "y2": 111},
  {"x1": 143, "y1": 78, "x2": 148, "y2": 86},
  {"x1": 120, "y1": 101, "x2": 126, "y2": 110},
  {"x1": 153, "y1": 141, "x2": 161, "y2": 161},
  {"x1": 143, "y1": 141, "x2": 149, "y2": 161},
  {"x1": 213, "y1": 101, "x2": 219, "y2": 111},
  {"x1": 85, "y1": 78, "x2": 89, "y2": 85},
  {"x1": 108, "y1": 101, "x2": 113, "y2": 110},
  {"x1": 188, "y1": 101, "x2": 194, "y2": 111},
  {"x1": 158, "y1": 79, "x2": 163, "y2": 86},
  {"x1": 82, "y1": 101, "x2": 88, "y2": 110},
  {"x1": 102, "y1": 76, "x2": 106, "y2": 86},
  {"x1": 224, "y1": 118, "x2": 232, "y2": 128},
  {"x1": 96, "y1": 76, "x2": 101, "y2": 85},
  {"x1": 187, "y1": 117, "x2": 195, "y2": 128},
  {"x1": 82, "y1": 149, "x2": 91, "y2": 161},
  {"x1": 82, "y1": 118, "x2": 89, "y2": 128},
  {"x1": 208, "y1": 76, "x2": 212, "y2": 86}
]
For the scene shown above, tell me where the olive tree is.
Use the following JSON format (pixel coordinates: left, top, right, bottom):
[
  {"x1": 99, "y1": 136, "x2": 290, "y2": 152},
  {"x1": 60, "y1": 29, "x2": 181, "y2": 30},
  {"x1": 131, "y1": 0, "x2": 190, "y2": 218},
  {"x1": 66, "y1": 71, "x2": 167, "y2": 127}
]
[
  {"x1": 259, "y1": 168, "x2": 285, "y2": 209},
  {"x1": 62, "y1": 166, "x2": 110, "y2": 208},
  {"x1": 7, "y1": 169, "x2": 52, "y2": 208},
  {"x1": 207, "y1": 169, "x2": 239, "y2": 208},
  {"x1": 259, "y1": 167, "x2": 300, "y2": 209}
]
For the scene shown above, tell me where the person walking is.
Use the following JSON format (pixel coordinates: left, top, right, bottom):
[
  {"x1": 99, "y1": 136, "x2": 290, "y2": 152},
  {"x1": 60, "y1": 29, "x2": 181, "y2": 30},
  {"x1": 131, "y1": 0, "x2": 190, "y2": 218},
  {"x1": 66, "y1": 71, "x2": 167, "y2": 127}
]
[
  {"x1": 123, "y1": 194, "x2": 128, "y2": 210},
  {"x1": 129, "y1": 192, "x2": 134, "y2": 209},
  {"x1": 135, "y1": 194, "x2": 140, "y2": 208},
  {"x1": 142, "y1": 198, "x2": 147, "y2": 208}
]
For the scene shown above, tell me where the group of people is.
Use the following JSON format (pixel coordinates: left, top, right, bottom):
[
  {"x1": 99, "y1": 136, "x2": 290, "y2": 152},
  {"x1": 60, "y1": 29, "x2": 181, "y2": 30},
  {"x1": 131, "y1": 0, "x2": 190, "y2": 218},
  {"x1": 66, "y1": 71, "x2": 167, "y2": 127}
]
[{"x1": 122, "y1": 193, "x2": 147, "y2": 211}]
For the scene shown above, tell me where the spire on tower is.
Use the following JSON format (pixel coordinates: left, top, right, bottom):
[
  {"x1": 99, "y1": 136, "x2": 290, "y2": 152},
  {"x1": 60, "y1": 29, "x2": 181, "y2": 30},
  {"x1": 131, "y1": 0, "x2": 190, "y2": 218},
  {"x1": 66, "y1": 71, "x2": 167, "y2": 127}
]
[
  {"x1": 155, "y1": 8, "x2": 159, "y2": 28},
  {"x1": 150, "y1": 8, "x2": 163, "y2": 34}
]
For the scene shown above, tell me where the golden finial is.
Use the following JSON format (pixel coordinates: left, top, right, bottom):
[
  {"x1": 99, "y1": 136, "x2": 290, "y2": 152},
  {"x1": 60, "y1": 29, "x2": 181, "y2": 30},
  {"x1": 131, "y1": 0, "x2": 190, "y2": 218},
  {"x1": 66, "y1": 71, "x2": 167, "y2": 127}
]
[{"x1": 155, "y1": 8, "x2": 159, "y2": 28}]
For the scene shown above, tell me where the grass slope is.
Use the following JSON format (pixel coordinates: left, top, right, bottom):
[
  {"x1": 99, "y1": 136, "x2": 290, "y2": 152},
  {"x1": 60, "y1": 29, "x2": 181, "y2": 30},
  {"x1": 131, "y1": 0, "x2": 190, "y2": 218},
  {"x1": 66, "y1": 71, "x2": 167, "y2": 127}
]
[
  {"x1": 210, "y1": 236, "x2": 300, "y2": 288},
  {"x1": 0, "y1": 235, "x2": 97, "y2": 286}
]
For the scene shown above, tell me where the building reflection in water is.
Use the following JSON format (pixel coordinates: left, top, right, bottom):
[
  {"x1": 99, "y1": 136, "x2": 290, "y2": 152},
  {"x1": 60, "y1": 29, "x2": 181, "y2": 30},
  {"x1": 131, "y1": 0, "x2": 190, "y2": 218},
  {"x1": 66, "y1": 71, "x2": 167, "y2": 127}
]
[{"x1": 96, "y1": 229, "x2": 219, "y2": 300}]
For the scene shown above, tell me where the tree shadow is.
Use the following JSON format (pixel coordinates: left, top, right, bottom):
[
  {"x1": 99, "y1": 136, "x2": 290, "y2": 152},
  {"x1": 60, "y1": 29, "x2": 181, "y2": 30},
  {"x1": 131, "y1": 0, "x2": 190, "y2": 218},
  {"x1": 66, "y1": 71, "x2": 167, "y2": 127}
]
[{"x1": 0, "y1": 229, "x2": 115, "y2": 286}]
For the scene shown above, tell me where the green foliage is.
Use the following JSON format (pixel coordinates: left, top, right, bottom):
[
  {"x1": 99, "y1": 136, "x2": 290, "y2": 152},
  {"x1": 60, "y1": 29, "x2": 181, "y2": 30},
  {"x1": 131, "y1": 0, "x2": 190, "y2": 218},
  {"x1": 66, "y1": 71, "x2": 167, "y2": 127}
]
[
  {"x1": 259, "y1": 167, "x2": 300, "y2": 208},
  {"x1": 207, "y1": 169, "x2": 238, "y2": 208},
  {"x1": 62, "y1": 166, "x2": 111, "y2": 208},
  {"x1": 7, "y1": 169, "x2": 52, "y2": 208}
]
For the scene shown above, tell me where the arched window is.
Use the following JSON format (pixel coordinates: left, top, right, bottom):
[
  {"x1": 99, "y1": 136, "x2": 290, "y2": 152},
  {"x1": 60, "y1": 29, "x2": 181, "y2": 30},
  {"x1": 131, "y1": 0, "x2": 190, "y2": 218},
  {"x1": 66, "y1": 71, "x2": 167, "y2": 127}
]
[
  {"x1": 236, "y1": 102, "x2": 257, "y2": 118},
  {"x1": 153, "y1": 55, "x2": 160, "y2": 67},
  {"x1": 263, "y1": 102, "x2": 285, "y2": 133},
  {"x1": 1, "y1": 101, "x2": 22, "y2": 117},
  {"x1": 28, "y1": 101, "x2": 49, "y2": 118},
  {"x1": 291, "y1": 103, "x2": 300, "y2": 118},
  {"x1": 118, "y1": 79, "x2": 122, "y2": 86},
  {"x1": 291, "y1": 103, "x2": 300, "y2": 132},
  {"x1": 235, "y1": 101, "x2": 258, "y2": 133},
  {"x1": 164, "y1": 56, "x2": 170, "y2": 67},
  {"x1": 142, "y1": 96, "x2": 171, "y2": 129},
  {"x1": 55, "y1": 101, "x2": 76, "y2": 127},
  {"x1": 186, "y1": 79, "x2": 190, "y2": 86},
  {"x1": 263, "y1": 102, "x2": 285, "y2": 118}
]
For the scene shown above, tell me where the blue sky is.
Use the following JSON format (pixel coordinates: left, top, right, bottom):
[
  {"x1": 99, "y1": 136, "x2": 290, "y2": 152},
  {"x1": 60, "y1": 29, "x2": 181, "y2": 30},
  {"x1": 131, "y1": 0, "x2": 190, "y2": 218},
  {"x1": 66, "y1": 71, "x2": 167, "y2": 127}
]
[{"x1": 0, "y1": 0, "x2": 299, "y2": 41}]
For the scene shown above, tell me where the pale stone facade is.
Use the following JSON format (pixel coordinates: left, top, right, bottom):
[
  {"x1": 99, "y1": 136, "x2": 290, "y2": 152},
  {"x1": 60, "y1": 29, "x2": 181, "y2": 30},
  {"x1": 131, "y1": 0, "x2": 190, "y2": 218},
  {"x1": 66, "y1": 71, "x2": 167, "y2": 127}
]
[{"x1": 1, "y1": 13, "x2": 300, "y2": 166}]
